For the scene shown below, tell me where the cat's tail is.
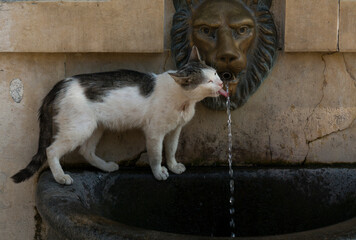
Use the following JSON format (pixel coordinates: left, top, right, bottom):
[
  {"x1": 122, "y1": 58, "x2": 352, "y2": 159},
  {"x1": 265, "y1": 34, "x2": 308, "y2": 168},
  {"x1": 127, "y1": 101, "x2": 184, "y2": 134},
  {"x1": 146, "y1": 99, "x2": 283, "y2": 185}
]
[{"x1": 11, "y1": 80, "x2": 67, "y2": 183}]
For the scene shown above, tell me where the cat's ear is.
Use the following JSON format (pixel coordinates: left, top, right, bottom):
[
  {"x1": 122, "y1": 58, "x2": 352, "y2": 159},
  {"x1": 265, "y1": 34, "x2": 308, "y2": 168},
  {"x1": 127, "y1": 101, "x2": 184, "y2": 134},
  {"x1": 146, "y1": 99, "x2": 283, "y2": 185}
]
[
  {"x1": 188, "y1": 46, "x2": 202, "y2": 63},
  {"x1": 169, "y1": 73, "x2": 192, "y2": 85}
]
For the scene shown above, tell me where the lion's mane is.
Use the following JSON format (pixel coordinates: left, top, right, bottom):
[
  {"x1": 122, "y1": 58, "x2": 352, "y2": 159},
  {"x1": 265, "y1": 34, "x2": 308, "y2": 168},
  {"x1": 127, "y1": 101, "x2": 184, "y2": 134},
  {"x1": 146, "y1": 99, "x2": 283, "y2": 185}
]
[{"x1": 171, "y1": 0, "x2": 278, "y2": 110}]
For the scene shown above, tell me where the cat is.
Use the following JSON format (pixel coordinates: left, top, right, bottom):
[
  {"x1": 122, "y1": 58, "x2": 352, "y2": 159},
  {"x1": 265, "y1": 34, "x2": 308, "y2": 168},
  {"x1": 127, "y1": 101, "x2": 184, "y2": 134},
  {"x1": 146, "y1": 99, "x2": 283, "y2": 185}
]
[{"x1": 11, "y1": 46, "x2": 228, "y2": 185}]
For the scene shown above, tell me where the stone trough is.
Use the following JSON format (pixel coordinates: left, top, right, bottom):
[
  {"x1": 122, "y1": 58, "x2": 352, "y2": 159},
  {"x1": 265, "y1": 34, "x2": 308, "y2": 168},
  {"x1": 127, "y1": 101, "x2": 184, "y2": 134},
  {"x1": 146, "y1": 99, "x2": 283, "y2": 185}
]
[{"x1": 36, "y1": 167, "x2": 356, "y2": 240}]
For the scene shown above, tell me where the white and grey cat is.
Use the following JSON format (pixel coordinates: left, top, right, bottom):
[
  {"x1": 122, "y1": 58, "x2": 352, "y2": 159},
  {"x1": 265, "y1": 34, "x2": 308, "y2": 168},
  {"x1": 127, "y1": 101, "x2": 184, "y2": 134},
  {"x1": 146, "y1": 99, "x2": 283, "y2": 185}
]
[{"x1": 12, "y1": 46, "x2": 227, "y2": 185}]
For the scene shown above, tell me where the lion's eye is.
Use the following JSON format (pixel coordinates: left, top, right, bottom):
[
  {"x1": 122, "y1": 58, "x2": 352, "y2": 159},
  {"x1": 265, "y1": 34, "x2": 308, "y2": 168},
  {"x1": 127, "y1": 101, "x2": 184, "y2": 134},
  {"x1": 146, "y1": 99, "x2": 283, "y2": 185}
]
[
  {"x1": 199, "y1": 26, "x2": 216, "y2": 39},
  {"x1": 237, "y1": 26, "x2": 249, "y2": 35},
  {"x1": 200, "y1": 26, "x2": 211, "y2": 35}
]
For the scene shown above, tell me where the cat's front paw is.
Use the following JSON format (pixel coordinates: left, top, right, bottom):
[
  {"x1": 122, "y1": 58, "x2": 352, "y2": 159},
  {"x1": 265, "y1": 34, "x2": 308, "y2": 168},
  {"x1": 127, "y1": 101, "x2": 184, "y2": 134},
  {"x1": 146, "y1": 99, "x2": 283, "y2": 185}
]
[
  {"x1": 168, "y1": 163, "x2": 186, "y2": 174},
  {"x1": 152, "y1": 166, "x2": 169, "y2": 181},
  {"x1": 53, "y1": 173, "x2": 73, "y2": 185}
]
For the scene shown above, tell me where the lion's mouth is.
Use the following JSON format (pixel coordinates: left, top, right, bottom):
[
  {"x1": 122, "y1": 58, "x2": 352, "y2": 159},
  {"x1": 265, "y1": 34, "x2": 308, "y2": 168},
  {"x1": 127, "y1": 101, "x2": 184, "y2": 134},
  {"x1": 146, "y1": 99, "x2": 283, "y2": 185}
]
[{"x1": 218, "y1": 71, "x2": 238, "y2": 84}]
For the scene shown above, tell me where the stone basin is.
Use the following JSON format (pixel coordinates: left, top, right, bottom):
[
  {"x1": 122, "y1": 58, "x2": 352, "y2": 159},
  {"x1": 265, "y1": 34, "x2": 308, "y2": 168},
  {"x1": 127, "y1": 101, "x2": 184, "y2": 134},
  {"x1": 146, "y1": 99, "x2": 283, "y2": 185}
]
[{"x1": 36, "y1": 167, "x2": 356, "y2": 240}]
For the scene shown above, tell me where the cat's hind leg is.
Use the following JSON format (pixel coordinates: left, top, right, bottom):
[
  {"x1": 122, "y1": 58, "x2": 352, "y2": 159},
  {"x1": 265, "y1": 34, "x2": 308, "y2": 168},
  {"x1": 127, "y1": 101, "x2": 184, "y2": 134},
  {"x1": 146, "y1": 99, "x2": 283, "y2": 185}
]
[
  {"x1": 46, "y1": 140, "x2": 74, "y2": 185},
  {"x1": 79, "y1": 128, "x2": 119, "y2": 172},
  {"x1": 47, "y1": 120, "x2": 97, "y2": 185}
]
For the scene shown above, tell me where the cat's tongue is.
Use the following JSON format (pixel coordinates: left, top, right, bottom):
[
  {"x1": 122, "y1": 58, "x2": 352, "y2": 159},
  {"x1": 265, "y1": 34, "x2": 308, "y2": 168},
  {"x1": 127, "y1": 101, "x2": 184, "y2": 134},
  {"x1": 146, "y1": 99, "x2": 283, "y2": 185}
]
[{"x1": 218, "y1": 89, "x2": 229, "y2": 98}]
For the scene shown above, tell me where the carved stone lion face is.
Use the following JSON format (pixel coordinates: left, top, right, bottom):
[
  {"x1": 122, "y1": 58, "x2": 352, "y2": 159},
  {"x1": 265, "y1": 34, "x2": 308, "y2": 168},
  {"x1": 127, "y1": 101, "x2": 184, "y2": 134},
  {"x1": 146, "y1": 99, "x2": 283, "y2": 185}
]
[
  {"x1": 171, "y1": 0, "x2": 278, "y2": 110},
  {"x1": 191, "y1": 0, "x2": 256, "y2": 92}
]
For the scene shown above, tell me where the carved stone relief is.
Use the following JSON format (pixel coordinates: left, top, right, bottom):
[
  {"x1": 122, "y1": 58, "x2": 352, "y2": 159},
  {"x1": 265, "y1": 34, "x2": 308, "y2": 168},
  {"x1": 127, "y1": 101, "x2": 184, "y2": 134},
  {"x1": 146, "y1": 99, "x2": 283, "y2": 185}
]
[{"x1": 171, "y1": 0, "x2": 278, "y2": 110}]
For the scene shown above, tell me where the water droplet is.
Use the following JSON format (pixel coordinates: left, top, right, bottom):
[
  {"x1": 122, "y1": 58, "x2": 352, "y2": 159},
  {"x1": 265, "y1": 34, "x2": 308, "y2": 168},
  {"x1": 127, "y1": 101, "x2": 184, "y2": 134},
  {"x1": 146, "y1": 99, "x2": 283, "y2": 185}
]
[
  {"x1": 230, "y1": 208, "x2": 235, "y2": 215},
  {"x1": 231, "y1": 232, "x2": 236, "y2": 238},
  {"x1": 230, "y1": 219, "x2": 236, "y2": 228},
  {"x1": 229, "y1": 197, "x2": 235, "y2": 205},
  {"x1": 230, "y1": 180, "x2": 234, "y2": 191}
]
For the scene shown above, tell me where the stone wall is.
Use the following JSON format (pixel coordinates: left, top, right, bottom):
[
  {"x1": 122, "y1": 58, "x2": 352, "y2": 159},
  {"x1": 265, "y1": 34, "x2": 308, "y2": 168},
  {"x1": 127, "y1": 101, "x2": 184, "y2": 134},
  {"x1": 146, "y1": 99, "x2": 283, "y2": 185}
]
[{"x1": 0, "y1": 0, "x2": 355, "y2": 239}]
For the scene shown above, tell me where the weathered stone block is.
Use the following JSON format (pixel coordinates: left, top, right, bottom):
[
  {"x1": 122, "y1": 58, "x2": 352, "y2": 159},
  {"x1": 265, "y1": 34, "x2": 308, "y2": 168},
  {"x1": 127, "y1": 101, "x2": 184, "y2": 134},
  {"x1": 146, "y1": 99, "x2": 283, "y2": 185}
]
[
  {"x1": 340, "y1": 0, "x2": 356, "y2": 52},
  {"x1": 284, "y1": 0, "x2": 339, "y2": 52},
  {"x1": 304, "y1": 53, "x2": 356, "y2": 144},
  {"x1": 0, "y1": 0, "x2": 164, "y2": 53}
]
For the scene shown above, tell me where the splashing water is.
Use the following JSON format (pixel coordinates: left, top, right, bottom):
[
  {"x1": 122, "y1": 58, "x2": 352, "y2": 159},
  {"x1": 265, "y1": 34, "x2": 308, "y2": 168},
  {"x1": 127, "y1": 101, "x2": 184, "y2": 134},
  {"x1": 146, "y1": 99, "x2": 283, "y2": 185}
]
[{"x1": 225, "y1": 83, "x2": 236, "y2": 238}]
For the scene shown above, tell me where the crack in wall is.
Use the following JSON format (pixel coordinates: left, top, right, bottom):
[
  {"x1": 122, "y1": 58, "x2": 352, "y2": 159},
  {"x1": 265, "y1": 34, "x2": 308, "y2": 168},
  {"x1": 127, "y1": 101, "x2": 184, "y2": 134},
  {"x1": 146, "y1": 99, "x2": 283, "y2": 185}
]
[
  {"x1": 303, "y1": 54, "x2": 328, "y2": 163},
  {"x1": 303, "y1": 54, "x2": 328, "y2": 139},
  {"x1": 342, "y1": 53, "x2": 356, "y2": 86},
  {"x1": 302, "y1": 151, "x2": 308, "y2": 165},
  {"x1": 307, "y1": 118, "x2": 356, "y2": 146},
  {"x1": 268, "y1": 135, "x2": 273, "y2": 161},
  {"x1": 302, "y1": 128, "x2": 310, "y2": 165}
]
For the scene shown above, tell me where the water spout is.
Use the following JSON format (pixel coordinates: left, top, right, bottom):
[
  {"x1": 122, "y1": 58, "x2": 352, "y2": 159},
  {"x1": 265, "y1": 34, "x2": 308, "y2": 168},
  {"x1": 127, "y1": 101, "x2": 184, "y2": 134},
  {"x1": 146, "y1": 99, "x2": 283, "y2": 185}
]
[{"x1": 221, "y1": 72, "x2": 233, "y2": 81}]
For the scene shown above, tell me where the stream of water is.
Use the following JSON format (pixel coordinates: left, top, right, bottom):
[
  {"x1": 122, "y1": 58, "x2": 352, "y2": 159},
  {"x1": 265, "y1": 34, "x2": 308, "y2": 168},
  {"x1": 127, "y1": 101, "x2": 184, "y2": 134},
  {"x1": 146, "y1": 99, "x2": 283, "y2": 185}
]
[{"x1": 225, "y1": 83, "x2": 236, "y2": 238}]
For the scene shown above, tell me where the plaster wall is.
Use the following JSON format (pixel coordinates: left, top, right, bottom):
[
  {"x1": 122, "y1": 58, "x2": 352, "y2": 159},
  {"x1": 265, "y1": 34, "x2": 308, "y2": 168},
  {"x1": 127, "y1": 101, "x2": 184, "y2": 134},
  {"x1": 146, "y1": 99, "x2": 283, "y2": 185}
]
[{"x1": 0, "y1": 0, "x2": 355, "y2": 239}]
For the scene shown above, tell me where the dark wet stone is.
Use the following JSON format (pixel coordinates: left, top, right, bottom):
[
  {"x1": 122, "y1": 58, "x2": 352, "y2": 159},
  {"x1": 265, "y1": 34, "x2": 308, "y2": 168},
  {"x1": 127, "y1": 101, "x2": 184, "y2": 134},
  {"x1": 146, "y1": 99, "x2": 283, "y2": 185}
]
[{"x1": 36, "y1": 167, "x2": 356, "y2": 240}]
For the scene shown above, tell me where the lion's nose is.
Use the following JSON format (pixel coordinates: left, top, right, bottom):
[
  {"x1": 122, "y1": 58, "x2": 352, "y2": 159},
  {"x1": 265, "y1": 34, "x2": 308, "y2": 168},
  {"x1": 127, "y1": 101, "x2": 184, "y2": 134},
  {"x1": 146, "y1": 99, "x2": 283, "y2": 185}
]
[{"x1": 217, "y1": 52, "x2": 239, "y2": 64}]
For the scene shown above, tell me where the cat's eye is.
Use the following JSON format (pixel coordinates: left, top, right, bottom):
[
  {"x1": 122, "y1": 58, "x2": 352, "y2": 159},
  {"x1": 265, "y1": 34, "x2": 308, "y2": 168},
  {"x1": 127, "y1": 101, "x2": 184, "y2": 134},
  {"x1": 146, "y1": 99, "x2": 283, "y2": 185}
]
[
  {"x1": 208, "y1": 80, "x2": 213, "y2": 83},
  {"x1": 214, "y1": 72, "x2": 217, "y2": 76}
]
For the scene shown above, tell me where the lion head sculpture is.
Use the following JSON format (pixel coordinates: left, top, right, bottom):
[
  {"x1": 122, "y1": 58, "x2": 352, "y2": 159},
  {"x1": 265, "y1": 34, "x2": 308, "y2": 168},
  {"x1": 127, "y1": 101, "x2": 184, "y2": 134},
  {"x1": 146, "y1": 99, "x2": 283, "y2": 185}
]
[{"x1": 171, "y1": 0, "x2": 278, "y2": 110}]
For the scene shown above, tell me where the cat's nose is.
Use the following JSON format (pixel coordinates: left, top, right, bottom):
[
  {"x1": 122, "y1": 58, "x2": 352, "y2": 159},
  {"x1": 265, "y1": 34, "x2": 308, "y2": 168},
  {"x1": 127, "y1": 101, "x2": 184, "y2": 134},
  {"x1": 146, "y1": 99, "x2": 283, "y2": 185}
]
[{"x1": 217, "y1": 80, "x2": 223, "y2": 87}]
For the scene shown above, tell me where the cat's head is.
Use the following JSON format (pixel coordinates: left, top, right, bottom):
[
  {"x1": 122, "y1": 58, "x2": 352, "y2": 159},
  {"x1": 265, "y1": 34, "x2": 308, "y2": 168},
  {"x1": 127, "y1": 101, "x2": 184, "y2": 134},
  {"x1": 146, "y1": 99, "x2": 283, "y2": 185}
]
[{"x1": 169, "y1": 46, "x2": 228, "y2": 101}]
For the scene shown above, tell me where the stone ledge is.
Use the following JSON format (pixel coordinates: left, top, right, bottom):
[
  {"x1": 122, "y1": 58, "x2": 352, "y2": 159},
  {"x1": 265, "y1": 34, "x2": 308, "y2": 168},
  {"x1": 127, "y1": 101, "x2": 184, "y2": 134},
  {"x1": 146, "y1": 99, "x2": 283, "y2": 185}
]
[{"x1": 0, "y1": 0, "x2": 164, "y2": 53}]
